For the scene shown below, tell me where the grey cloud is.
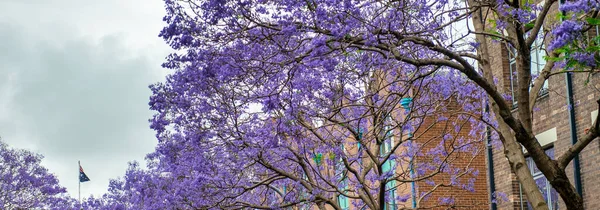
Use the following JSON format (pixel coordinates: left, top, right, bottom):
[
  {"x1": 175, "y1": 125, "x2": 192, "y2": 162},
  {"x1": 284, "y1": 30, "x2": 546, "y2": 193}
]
[{"x1": 0, "y1": 22, "x2": 161, "y2": 197}]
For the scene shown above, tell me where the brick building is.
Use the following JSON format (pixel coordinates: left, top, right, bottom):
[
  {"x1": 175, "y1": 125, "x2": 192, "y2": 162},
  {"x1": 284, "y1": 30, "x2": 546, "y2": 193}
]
[
  {"x1": 294, "y1": 73, "x2": 491, "y2": 210},
  {"x1": 299, "y1": 100, "x2": 490, "y2": 210},
  {"x1": 409, "y1": 100, "x2": 490, "y2": 209},
  {"x1": 483, "y1": 2, "x2": 600, "y2": 210}
]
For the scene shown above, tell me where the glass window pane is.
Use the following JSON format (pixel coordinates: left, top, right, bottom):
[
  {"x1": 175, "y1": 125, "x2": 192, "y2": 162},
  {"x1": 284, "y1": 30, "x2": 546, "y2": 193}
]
[
  {"x1": 536, "y1": 176, "x2": 549, "y2": 201},
  {"x1": 510, "y1": 61, "x2": 518, "y2": 104},
  {"x1": 527, "y1": 156, "x2": 542, "y2": 174},
  {"x1": 385, "y1": 180, "x2": 397, "y2": 210},
  {"x1": 551, "y1": 188, "x2": 560, "y2": 210},
  {"x1": 339, "y1": 194, "x2": 349, "y2": 210},
  {"x1": 546, "y1": 147, "x2": 555, "y2": 159},
  {"x1": 531, "y1": 50, "x2": 539, "y2": 74}
]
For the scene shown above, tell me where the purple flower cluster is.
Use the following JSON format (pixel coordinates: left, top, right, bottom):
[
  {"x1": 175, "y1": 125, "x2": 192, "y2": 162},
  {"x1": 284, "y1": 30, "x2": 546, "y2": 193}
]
[
  {"x1": 572, "y1": 52, "x2": 597, "y2": 67},
  {"x1": 549, "y1": 20, "x2": 583, "y2": 51},
  {"x1": 70, "y1": 0, "x2": 579, "y2": 208},
  {"x1": 0, "y1": 140, "x2": 70, "y2": 209},
  {"x1": 559, "y1": 0, "x2": 600, "y2": 13}
]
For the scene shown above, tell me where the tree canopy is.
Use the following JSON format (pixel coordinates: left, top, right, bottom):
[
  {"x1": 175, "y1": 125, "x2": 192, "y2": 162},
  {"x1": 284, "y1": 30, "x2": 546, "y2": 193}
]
[
  {"x1": 56, "y1": 0, "x2": 600, "y2": 209},
  {"x1": 0, "y1": 138, "x2": 71, "y2": 209}
]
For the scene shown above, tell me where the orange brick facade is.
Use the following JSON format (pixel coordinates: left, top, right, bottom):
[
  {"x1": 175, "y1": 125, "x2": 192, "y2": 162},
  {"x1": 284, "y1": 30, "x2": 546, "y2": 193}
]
[{"x1": 412, "y1": 104, "x2": 489, "y2": 209}]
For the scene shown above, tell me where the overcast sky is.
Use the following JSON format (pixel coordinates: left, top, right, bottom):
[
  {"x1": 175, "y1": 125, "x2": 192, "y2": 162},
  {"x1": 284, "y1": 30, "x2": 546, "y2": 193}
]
[{"x1": 0, "y1": 0, "x2": 170, "y2": 198}]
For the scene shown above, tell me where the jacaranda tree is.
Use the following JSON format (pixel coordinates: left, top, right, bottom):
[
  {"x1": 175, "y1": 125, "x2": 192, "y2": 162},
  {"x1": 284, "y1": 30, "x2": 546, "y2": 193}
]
[
  {"x1": 149, "y1": 0, "x2": 600, "y2": 209},
  {"x1": 150, "y1": 0, "x2": 491, "y2": 209},
  {"x1": 74, "y1": 160, "x2": 176, "y2": 210},
  {"x1": 0, "y1": 138, "x2": 71, "y2": 209}
]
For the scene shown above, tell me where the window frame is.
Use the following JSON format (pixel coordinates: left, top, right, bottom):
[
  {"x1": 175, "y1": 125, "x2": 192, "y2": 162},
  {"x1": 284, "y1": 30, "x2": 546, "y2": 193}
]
[
  {"x1": 379, "y1": 116, "x2": 397, "y2": 210},
  {"x1": 337, "y1": 145, "x2": 350, "y2": 210}
]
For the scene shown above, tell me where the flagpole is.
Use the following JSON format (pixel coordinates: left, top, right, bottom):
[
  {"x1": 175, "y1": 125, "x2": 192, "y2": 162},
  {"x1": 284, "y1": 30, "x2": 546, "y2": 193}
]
[{"x1": 78, "y1": 160, "x2": 81, "y2": 206}]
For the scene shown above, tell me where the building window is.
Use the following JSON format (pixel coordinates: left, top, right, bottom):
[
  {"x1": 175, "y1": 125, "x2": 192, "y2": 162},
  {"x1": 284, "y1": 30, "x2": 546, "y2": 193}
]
[
  {"x1": 380, "y1": 116, "x2": 397, "y2": 210},
  {"x1": 530, "y1": 28, "x2": 548, "y2": 94},
  {"x1": 337, "y1": 178, "x2": 350, "y2": 210},
  {"x1": 509, "y1": 47, "x2": 519, "y2": 107},
  {"x1": 384, "y1": 180, "x2": 397, "y2": 210},
  {"x1": 522, "y1": 147, "x2": 559, "y2": 210},
  {"x1": 508, "y1": 26, "x2": 549, "y2": 107},
  {"x1": 336, "y1": 144, "x2": 350, "y2": 210},
  {"x1": 357, "y1": 128, "x2": 364, "y2": 164},
  {"x1": 380, "y1": 116, "x2": 394, "y2": 155}
]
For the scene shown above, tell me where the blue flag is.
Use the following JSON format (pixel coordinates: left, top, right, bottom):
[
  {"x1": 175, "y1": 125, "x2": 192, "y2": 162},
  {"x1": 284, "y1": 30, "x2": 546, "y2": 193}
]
[{"x1": 79, "y1": 165, "x2": 90, "y2": 182}]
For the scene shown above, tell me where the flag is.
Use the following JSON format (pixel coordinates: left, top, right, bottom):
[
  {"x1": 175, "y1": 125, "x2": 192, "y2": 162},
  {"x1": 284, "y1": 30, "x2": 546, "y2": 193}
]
[{"x1": 79, "y1": 165, "x2": 90, "y2": 182}]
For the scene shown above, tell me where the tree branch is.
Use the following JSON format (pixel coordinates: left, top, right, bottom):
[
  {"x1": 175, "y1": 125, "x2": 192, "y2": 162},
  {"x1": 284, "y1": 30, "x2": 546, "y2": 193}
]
[
  {"x1": 529, "y1": 51, "x2": 558, "y2": 111},
  {"x1": 558, "y1": 98, "x2": 600, "y2": 169},
  {"x1": 525, "y1": 0, "x2": 557, "y2": 47}
]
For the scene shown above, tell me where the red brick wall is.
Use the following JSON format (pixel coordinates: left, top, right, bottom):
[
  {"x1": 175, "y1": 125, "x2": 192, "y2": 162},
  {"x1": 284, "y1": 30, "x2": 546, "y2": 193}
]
[{"x1": 411, "y1": 99, "x2": 490, "y2": 209}]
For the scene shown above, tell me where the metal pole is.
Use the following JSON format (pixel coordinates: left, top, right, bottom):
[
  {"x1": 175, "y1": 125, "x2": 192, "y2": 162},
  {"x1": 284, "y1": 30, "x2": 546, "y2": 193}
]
[
  {"x1": 558, "y1": 0, "x2": 583, "y2": 196},
  {"x1": 566, "y1": 71, "x2": 583, "y2": 196},
  {"x1": 78, "y1": 160, "x2": 81, "y2": 205},
  {"x1": 485, "y1": 104, "x2": 497, "y2": 210}
]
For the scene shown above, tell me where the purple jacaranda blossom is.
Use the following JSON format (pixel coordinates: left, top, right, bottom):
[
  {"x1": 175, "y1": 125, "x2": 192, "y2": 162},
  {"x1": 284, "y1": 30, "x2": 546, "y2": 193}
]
[
  {"x1": 572, "y1": 52, "x2": 597, "y2": 67},
  {"x1": 0, "y1": 140, "x2": 70, "y2": 209},
  {"x1": 559, "y1": 0, "x2": 600, "y2": 13},
  {"x1": 549, "y1": 20, "x2": 583, "y2": 51},
  {"x1": 439, "y1": 196, "x2": 455, "y2": 205},
  {"x1": 98, "y1": 0, "x2": 597, "y2": 208}
]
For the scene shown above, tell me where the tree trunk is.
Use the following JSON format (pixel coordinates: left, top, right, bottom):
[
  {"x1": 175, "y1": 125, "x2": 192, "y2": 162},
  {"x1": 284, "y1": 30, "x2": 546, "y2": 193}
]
[
  {"x1": 551, "y1": 170, "x2": 584, "y2": 210},
  {"x1": 496, "y1": 114, "x2": 549, "y2": 210},
  {"x1": 468, "y1": 1, "x2": 550, "y2": 208}
]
